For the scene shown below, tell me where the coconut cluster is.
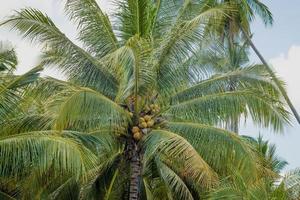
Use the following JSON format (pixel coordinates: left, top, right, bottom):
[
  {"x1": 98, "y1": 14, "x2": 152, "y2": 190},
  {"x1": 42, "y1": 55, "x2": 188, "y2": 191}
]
[
  {"x1": 131, "y1": 104, "x2": 161, "y2": 141},
  {"x1": 132, "y1": 126, "x2": 142, "y2": 140}
]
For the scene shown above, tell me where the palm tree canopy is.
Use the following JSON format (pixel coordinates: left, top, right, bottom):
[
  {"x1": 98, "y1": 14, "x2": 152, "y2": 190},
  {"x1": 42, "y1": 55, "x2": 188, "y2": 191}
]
[{"x1": 209, "y1": 0, "x2": 273, "y2": 37}]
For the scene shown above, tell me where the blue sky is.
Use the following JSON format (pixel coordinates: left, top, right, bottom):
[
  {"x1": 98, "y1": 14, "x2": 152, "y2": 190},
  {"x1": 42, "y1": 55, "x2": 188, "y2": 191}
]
[
  {"x1": 0, "y1": 0, "x2": 299, "y2": 171},
  {"x1": 250, "y1": 0, "x2": 300, "y2": 59}
]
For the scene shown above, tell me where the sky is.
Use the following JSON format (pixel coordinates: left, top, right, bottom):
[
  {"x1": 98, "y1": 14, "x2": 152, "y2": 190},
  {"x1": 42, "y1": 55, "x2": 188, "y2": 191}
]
[{"x1": 0, "y1": 1, "x2": 299, "y2": 171}]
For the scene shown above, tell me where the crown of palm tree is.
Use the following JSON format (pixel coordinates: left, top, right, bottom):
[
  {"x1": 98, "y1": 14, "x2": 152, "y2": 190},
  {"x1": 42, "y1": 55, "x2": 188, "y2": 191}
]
[
  {"x1": 0, "y1": 0, "x2": 290, "y2": 199},
  {"x1": 209, "y1": 0, "x2": 273, "y2": 38}
]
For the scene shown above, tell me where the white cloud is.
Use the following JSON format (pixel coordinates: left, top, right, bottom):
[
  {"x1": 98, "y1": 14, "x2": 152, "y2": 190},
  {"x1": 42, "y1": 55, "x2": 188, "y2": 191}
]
[{"x1": 270, "y1": 45, "x2": 300, "y2": 109}]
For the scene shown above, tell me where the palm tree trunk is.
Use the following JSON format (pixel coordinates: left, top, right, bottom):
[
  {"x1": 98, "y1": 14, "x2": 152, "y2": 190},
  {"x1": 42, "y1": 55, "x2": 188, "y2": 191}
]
[
  {"x1": 232, "y1": 116, "x2": 239, "y2": 133},
  {"x1": 228, "y1": 70, "x2": 239, "y2": 134},
  {"x1": 240, "y1": 26, "x2": 300, "y2": 124},
  {"x1": 128, "y1": 141, "x2": 142, "y2": 200}
]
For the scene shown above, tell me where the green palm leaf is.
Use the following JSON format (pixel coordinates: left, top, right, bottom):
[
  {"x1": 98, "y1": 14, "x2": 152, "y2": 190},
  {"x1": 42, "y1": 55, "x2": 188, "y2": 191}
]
[
  {"x1": 0, "y1": 66, "x2": 42, "y2": 120},
  {"x1": 168, "y1": 89, "x2": 289, "y2": 131},
  {"x1": 51, "y1": 87, "x2": 128, "y2": 131},
  {"x1": 0, "y1": 131, "x2": 97, "y2": 179},
  {"x1": 65, "y1": 0, "x2": 118, "y2": 56}
]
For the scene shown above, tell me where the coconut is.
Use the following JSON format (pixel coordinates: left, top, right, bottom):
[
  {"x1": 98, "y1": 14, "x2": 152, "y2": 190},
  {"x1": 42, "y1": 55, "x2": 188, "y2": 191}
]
[
  {"x1": 139, "y1": 122, "x2": 148, "y2": 128},
  {"x1": 144, "y1": 115, "x2": 151, "y2": 122},
  {"x1": 129, "y1": 112, "x2": 133, "y2": 117},
  {"x1": 133, "y1": 132, "x2": 142, "y2": 141},
  {"x1": 132, "y1": 126, "x2": 140, "y2": 133},
  {"x1": 147, "y1": 119, "x2": 155, "y2": 127},
  {"x1": 139, "y1": 117, "x2": 145, "y2": 123}
]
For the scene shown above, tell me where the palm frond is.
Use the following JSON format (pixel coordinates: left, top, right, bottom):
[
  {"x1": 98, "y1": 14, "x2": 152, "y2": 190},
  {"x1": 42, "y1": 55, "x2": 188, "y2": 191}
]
[
  {"x1": 0, "y1": 66, "x2": 42, "y2": 120},
  {"x1": 0, "y1": 131, "x2": 97, "y2": 179},
  {"x1": 79, "y1": 138, "x2": 125, "y2": 200},
  {"x1": 155, "y1": 6, "x2": 227, "y2": 96},
  {"x1": 243, "y1": 0, "x2": 273, "y2": 26},
  {"x1": 172, "y1": 65, "x2": 280, "y2": 102},
  {"x1": 0, "y1": 114, "x2": 54, "y2": 136},
  {"x1": 51, "y1": 87, "x2": 128, "y2": 131},
  {"x1": 155, "y1": 158, "x2": 194, "y2": 200},
  {"x1": 283, "y1": 168, "x2": 300, "y2": 199},
  {"x1": 143, "y1": 129, "x2": 218, "y2": 188},
  {"x1": 2, "y1": 8, "x2": 118, "y2": 98},
  {"x1": 65, "y1": 0, "x2": 118, "y2": 57},
  {"x1": 168, "y1": 89, "x2": 290, "y2": 131},
  {"x1": 208, "y1": 173, "x2": 269, "y2": 200},
  {"x1": 167, "y1": 122, "x2": 258, "y2": 179},
  {"x1": 114, "y1": 0, "x2": 157, "y2": 40}
]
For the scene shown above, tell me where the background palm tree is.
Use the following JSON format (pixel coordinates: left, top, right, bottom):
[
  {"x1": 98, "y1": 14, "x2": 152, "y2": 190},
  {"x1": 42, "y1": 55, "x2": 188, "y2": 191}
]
[
  {"x1": 0, "y1": 41, "x2": 17, "y2": 73},
  {"x1": 210, "y1": 0, "x2": 300, "y2": 124},
  {"x1": 0, "y1": 0, "x2": 291, "y2": 199},
  {"x1": 195, "y1": 40, "x2": 286, "y2": 133},
  {"x1": 209, "y1": 135, "x2": 289, "y2": 200},
  {"x1": 282, "y1": 168, "x2": 300, "y2": 199}
]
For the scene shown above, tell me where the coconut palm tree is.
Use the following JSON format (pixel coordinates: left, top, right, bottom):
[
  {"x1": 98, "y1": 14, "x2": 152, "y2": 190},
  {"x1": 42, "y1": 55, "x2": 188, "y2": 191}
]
[
  {"x1": 195, "y1": 40, "x2": 286, "y2": 133},
  {"x1": 0, "y1": 0, "x2": 290, "y2": 199},
  {"x1": 209, "y1": 0, "x2": 300, "y2": 124}
]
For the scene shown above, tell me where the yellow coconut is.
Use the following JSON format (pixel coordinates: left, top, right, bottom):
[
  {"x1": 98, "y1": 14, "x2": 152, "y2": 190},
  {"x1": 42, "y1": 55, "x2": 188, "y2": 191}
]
[
  {"x1": 133, "y1": 132, "x2": 142, "y2": 141},
  {"x1": 139, "y1": 117, "x2": 145, "y2": 123},
  {"x1": 144, "y1": 115, "x2": 151, "y2": 122},
  {"x1": 147, "y1": 119, "x2": 155, "y2": 127},
  {"x1": 129, "y1": 112, "x2": 134, "y2": 117},
  {"x1": 139, "y1": 122, "x2": 148, "y2": 128},
  {"x1": 132, "y1": 126, "x2": 140, "y2": 133}
]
